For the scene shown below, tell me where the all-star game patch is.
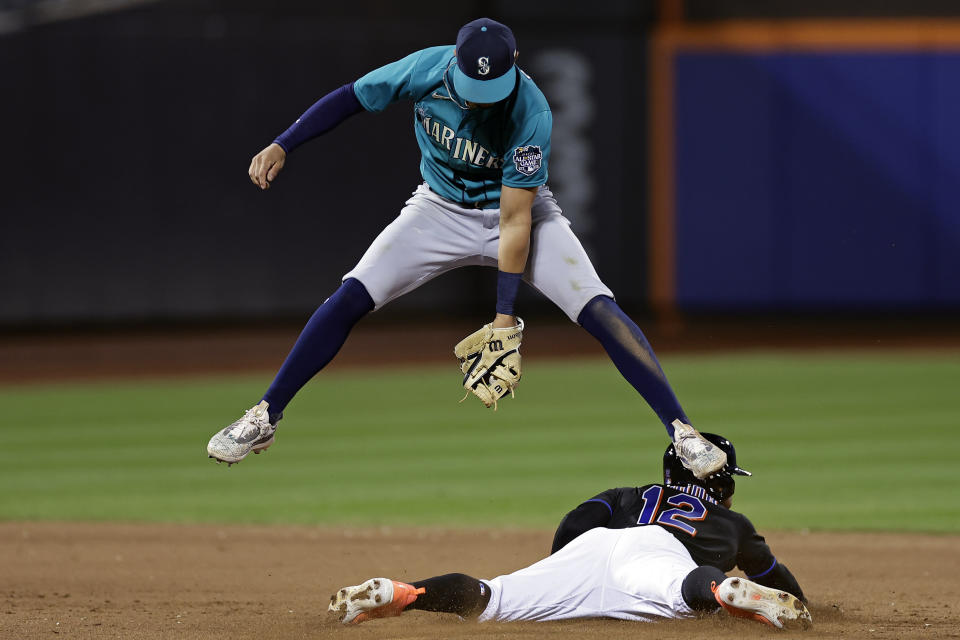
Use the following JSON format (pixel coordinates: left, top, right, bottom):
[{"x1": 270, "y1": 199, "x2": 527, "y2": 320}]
[{"x1": 513, "y1": 145, "x2": 543, "y2": 176}]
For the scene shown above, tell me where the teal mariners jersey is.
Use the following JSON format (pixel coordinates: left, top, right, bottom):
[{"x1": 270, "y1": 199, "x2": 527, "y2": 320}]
[{"x1": 353, "y1": 45, "x2": 551, "y2": 208}]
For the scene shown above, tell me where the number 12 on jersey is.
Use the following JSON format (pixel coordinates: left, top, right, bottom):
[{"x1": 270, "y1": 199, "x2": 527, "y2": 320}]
[{"x1": 636, "y1": 486, "x2": 707, "y2": 536}]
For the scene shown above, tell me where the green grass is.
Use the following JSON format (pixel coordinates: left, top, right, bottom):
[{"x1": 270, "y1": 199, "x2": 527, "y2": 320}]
[{"x1": 1, "y1": 350, "x2": 958, "y2": 532}]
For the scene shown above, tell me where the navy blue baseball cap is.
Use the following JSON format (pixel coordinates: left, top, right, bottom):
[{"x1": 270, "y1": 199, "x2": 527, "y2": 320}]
[{"x1": 452, "y1": 18, "x2": 518, "y2": 104}]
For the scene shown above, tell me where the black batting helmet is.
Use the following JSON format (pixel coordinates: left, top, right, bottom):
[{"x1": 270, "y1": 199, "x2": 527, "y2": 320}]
[{"x1": 662, "y1": 433, "x2": 751, "y2": 502}]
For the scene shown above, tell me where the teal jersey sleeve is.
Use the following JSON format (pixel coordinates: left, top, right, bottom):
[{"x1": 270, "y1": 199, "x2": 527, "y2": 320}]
[
  {"x1": 354, "y1": 46, "x2": 454, "y2": 113},
  {"x1": 502, "y1": 108, "x2": 551, "y2": 188}
]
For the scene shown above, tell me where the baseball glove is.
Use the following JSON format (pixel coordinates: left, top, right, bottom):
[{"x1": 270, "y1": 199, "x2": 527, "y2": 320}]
[{"x1": 454, "y1": 319, "x2": 524, "y2": 409}]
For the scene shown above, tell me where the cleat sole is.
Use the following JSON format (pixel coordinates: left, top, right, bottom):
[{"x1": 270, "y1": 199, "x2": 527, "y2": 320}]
[
  {"x1": 207, "y1": 436, "x2": 274, "y2": 465},
  {"x1": 716, "y1": 577, "x2": 812, "y2": 630}
]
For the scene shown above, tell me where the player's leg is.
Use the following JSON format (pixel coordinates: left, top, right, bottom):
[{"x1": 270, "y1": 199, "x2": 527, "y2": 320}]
[
  {"x1": 329, "y1": 573, "x2": 491, "y2": 624},
  {"x1": 577, "y1": 294, "x2": 688, "y2": 428},
  {"x1": 331, "y1": 527, "x2": 702, "y2": 626},
  {"x1": 406, "y1": 574, "x2": 491, "y2": 616},
  {"x1": 260, "y1": 277, "x2": 374, "y2": 419},
  {"x1": 208, "y1": 185, "x2": 488, "y2": 464},
  {"x1": 690, "y1": 555, "x2": 812, "y2": 630},
  {"x1": 330, "y1": 529, "x2": 617, "y2": 625},
  {"x1": 475, "y1": 527, "x2": 624, "y2": 622},
  {"x1": 519, "y1": 188, "x2": 725, "y2": 477},
  {"x1": 329, "y1": 530, "x2": 621, "y2": 625},
  {"x1": 206, "y1": 278, "x2": 374, "y2": 464},
  {"x1": 263, "y1": 187, "x2": 483, "y2": 414},
  {"x1": 577, "y1": 296, "x2": 726, "y2": 477},
  {"x1": 343, "y1": 185, "x2": 494, "y2": 308},
  {"x1": 482, "y1": 526, "x2": 700, "y2": 622}
]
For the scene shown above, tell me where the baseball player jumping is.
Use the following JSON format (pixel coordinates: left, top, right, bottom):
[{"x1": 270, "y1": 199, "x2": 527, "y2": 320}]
[
  {"x1": 206, "y1": 17, "x2": 726, "y2": 479},
  {"x1": 328, "y1": 435, "x2": 812, "y2": 629}
]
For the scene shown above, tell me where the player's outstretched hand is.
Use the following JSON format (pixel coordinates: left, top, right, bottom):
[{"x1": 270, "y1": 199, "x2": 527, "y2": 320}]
[{"x1": 248, "y1": 143, "x2": 286, "y2": 190}]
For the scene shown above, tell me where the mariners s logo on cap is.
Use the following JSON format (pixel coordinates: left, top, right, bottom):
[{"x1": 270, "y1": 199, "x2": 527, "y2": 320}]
[{"x1": 453, "y1": 18, "x2": 518, "y2": 104}]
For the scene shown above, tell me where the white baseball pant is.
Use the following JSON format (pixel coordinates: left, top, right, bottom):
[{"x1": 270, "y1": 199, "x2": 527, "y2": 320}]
[
  {"x1": 477, "y1": 525, "x2": 698, "y2": 623},
  {"x1": 343, "y1": 183, "x2": 613, "y2": 322}
]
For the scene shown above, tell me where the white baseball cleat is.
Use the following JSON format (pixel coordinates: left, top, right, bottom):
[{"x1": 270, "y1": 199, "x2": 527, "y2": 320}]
[
  {"x1": 714, "y1": 577, "x2": 813, "y2": 630},
  {"x1": 671, "y1": 420, "x2": 728, "y2": 479},
  {"x1": 328, "y1": 577, "x2": 425, "y2": 624},
  {"x1": 207, "y1": 400, "x2": 278, "y2": 465}
]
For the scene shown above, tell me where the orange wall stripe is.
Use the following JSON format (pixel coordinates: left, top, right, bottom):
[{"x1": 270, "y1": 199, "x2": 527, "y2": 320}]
[{"x1": 660, "y1": 18, "x2": 960, "y2": 51}]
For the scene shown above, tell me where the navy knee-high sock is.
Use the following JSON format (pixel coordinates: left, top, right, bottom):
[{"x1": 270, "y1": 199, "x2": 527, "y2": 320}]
[
  {"x1": 261, "y1": 278, "x2": 374, "y2": 421},
  {"x1": 578, "y1": 295, "x2": 689, "y2": 437},
  {"x1": 408, "y1": 573, "x2": 491, "y2": 617},
  {"x1": 681, "y1": 565, "x2": 727, "y2": 612}
]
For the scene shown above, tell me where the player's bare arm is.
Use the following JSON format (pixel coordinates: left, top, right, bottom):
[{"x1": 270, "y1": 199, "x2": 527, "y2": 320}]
[
  {"x1": 248, "y1": 143, "x2": 286, "y2": 190},
  {"x1": 493, "y1": 185, "x2": 535, "y2": 329}
]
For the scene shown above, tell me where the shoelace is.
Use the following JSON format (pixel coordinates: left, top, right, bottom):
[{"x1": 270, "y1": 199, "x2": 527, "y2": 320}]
[
  {"x1": 228, "y1": 408, "x2": 269, "y2": 438},
  {"x1": 675, "y1": 431, "x2": 697, "y2": 449}
]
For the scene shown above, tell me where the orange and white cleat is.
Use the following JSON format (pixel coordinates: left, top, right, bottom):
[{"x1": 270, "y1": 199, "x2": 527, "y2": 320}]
[
  {"x1": 714, "y1": 577, "x2": 812, "y2": 630},
  {"x1": 328, "y1": 578, "x2": 425, "y2": 624}
]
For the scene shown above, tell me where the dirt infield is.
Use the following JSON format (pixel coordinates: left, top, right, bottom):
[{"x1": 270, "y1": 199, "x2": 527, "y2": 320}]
[{"x1": 2, "y1": 522, "x2": 958, "y2": 640}]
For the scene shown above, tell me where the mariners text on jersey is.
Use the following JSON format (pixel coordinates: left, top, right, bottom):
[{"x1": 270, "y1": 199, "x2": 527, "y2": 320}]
[{"x1": 418, "y1": 112, "x2": 505, "y2": 170}]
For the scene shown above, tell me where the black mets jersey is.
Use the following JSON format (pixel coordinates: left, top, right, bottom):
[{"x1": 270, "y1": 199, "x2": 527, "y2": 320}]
[{"x1": 554, "y1": 484, "x2": 778, "y2": 578}]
